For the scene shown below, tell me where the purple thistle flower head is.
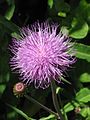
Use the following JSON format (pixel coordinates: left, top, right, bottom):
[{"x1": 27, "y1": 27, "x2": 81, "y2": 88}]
[{"x1": 10, "y1": 22, "x2": 75, "y2": 89}]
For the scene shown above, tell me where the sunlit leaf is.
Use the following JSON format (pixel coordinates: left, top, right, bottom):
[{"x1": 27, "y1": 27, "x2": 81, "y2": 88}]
[
  {"x1": 80, "y1": 107, "x2": 90, "y2": 118},
  {"x1": 80, "y1": 73, "x2": 90, "y2": 83},
  {"x1": 58, "y1": 12, "x2": 66, "y2": 17},
  {"x1": 48, "y1": 0, "x2": 53, "y2": 8},
  {"x1": 76, "y1": 88, "x2": 90, "y2": 103},
  {"x1": 63, "y1": 102, "x2": 74, "y2": 113},
  {"x1": 63, "y1": 101, "x2": 79, "y2": 113},
  {"x1": 56, "y1": 87, "x2": 62, "y2": 94},
  {"x1": 69, "y1": 18, "x2": 89, "y2": 39}
]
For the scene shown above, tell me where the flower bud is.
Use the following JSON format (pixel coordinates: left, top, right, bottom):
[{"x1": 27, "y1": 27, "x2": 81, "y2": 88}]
[
  {"x1": 13, "y1": 82, "x2": 27, "y2": 97},
  {"x1": 74, "y1": 107, "x2": 81, "y2": 114}
]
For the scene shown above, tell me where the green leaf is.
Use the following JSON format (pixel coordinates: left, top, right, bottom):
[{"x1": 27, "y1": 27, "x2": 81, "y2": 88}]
[
  {"x1": 86, "y1": 116, "x2": 90, "y2": 120},
  {"x1": 7, "y1": 111, "x2": 16, "y2": 119},
  {"x1": 63, "y1": 102, "x2": 74, "y2": 113},
  {"x1": 11, "y1": 32, "x2": 22, "y2": 39},
  {"x1": 63, "y1": 101, "x2": 79, "y2": 113},
  {"x1": 76, "y1": 88, "x2": 90, "y2": 103},
  {"x1": 86, "y1": 5, "x2": 90, "y2": 24},
  {"x1": 75, "y1": 0, "x2": 90, "y2": 22},
  {"x1": 80, "y1": 73, "x2": 90, "y2": 83},
  {"x1": 0, "y1": 84, "x2": 6, "y2": 97},
  {"x1": 48, "y1": 0, "x2": 53, "y2": 8},
  {"x1": 74, "y1": 43, "x2": 90, "y2": 62},
  {"x1": 40, "y1": 114, "x2": 56, "y2": 120},
  {"x1": 60, "y1": 26, "x2": 69, "y2": 35},
  {"x1": 6, "y1": 104, "x2": 34, "y2": 120},
  {"x1": 56, "y1": 87, "x2": 63, "y2": 94},
  {"x1": 0, "y1": 15, "x2": 20, "y2": 35},
  {"x1": 5, "y1": 4, "x2": 15, "y2": 20},
  {"x1": 80, "y1": 107, "x2": 90, "y2": 118},
  {"x1": 55, "y1": 0, "x2": 70, "y2": 13},
  {"x1": 58, "y1": 12, "x2": 66, "y2": 17},
  {"x1": 69, "y1": 18, "x2": 89, "y2": 39}
]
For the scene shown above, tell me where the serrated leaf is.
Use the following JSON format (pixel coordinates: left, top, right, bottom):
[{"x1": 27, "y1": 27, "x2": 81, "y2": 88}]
[
  {"x1": 69, "y1": 18, "x2": 89, "y2": 39},
  {"x1": 76, "y1": 88, "x2": 90, "y2": 103},
  {"x1": 80, "y1": 73, "x2": 90, "y2": 83},
  {"x1": 74, "y1": 43, "x2": 90, "y2": 62}
]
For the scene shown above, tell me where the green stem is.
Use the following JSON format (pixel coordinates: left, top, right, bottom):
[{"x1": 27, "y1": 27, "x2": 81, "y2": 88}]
[
  {"x1": 51, "y1": 80, "x2": 64, "y2": 120},
  {"x1": 6, "y1": 103, "x2": 33, "y2": 120},
  {"x1": 58, "y1": 94, "x2": 68, "y2": 120},
  {"x1": 24, "y1": 95, "x2": 59, "y2": 118}
]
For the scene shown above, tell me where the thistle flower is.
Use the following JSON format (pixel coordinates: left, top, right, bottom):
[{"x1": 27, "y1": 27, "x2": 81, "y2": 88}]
[{"x1": 10, "y1": 22, "x2": 75, "y2": 89}]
